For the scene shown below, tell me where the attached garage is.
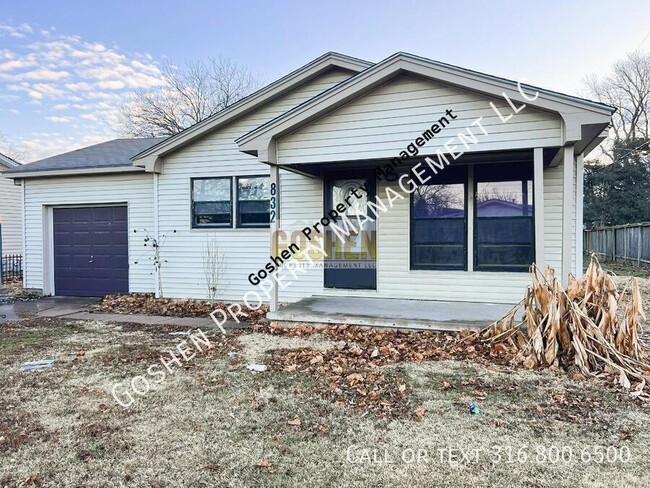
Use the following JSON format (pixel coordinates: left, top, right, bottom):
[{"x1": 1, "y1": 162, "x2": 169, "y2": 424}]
[
  {"x1": 53, "y1": 206, "x2": 129, "y2": 297},
  {"x1": 1, "y1": 138, "x2": 161, "y2": 297}
]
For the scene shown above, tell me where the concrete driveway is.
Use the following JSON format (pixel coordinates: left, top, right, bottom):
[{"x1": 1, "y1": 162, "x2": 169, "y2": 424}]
[{"x1": 0, "y1": 297, "x2": 98, "y2": 322}]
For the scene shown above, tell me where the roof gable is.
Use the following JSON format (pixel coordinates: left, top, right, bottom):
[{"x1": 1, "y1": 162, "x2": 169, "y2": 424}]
[
  {"x1": 237, "y1": 52, "x2": 615, "y2": 161},
  {"x1": 131, "y1": 52, "x2": 372, "y2": 171}
]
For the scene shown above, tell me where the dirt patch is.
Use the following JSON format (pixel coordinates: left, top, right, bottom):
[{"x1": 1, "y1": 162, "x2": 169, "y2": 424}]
[
  {"x1": 596, "y1": 259, "x2": 650, "y2": 279},
  {"x1": 238, "y1": 332, "x2": 346, "y2": 363}
]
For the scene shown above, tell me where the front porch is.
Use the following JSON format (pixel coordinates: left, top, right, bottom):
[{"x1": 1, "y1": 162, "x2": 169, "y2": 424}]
[{"x1": 268, "y1": 295, "x2": 519, "y2": 331}]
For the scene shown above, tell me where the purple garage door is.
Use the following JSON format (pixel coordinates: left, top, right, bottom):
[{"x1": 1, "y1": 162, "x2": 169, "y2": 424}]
[{"x1": 53, "y1": 206, "x2": 128, "y2": 297}]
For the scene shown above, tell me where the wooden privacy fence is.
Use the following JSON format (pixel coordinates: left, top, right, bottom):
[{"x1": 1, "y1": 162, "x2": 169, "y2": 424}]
[{"x1": 584, "y1": 222, "x2": 650, "y2": 268}]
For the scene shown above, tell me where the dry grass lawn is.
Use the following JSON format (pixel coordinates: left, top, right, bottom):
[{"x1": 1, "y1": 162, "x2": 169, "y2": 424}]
[{"x1": 1, "y1": 316, "x2": 650, "y2": 487}]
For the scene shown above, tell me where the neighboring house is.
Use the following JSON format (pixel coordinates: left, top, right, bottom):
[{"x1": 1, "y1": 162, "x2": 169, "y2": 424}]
[
  {"x1": 0, "y1": 152, "x2": 23, "y2": 255},
  {"x1": 3, "y1": 52, "x2": 614, "y2": 307}
]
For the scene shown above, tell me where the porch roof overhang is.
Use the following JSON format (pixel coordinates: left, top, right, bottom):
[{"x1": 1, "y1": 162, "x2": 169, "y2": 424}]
[
  {"x1": 236, "y1": 52, "x2": 615, "y2": 165},
  {"x1": 130, "y1": 52, "x2": 373, "y2": 173},
  {"x1": 273, "y1": 148, "x2": 559, "y2": 178}
]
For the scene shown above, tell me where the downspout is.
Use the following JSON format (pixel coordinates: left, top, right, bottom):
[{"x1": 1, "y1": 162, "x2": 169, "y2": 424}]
[
  {"x1": 153, "y1": 172, "x2": 160, "y2": 297},
  {"x1": 21, "y1": 178, "x2": 25, "y2": 288}
]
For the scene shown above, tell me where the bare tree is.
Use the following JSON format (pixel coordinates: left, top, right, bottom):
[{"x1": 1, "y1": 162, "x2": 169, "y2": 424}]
[
  {"x1": 584, "y1": 51, "x2": 650, "y2": 159},
  {"x1": 203, "y1": 236, "x2": 228, "y2": 305},
  {"x1": 0, "y1": 131, "x2": 27, "y2": 162},
  {"x1": 412, "y1": 184, "x2": 462, "y2": 217},
  {"x1": 113, "y1": 56, "x2": 261, "y2": 137},
  {"x1": 132, "y1": 228, "x2": 176, "y2": 298}
]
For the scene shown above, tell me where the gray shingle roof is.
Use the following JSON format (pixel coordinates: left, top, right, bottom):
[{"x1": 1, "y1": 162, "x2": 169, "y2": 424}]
[{"x1": 3, "y1": 138, "x2": 165, "y2": 174}]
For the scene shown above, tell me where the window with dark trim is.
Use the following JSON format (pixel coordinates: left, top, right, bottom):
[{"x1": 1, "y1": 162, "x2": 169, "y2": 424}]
[
  {"x1": 236, "y1": 176, "x2": 271, "y2": 227},
  {"x1": 191, "y1": 177, "x2": 232, "y2": 228},
  {"x1": 410, "y1": 165, "x2": 467, "y2": 270},
  {"x1": 474, "y1": 162, "x2": 534, "y2": 272}
]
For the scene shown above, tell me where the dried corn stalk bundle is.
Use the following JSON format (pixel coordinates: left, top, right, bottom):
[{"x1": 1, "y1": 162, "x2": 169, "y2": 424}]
[{"x1": 476, "y1": 254, "x2": 649, "y2": 398}]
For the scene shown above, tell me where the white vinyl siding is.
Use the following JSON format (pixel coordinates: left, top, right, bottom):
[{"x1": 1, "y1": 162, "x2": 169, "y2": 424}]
[
  {"x1": 277, "y1": 171, "x2": 323, "y2": 302},
  {"x1": 0, "y1": 173, "x2": 22, "y2": 255},
  {"x1": 275, "y1": 73, "x2": 568, "y2": 304},
  {"x1": 278, "y1": 74, "x2": 562, "y2": 163},
  {"x1": 23, "y1": 173, "x2": 155, "y2": 293},
  {"x1": 277, "y1": 165, "x2": 565, "y2": 305},
  {"x1": 543, "y1": 162, "x2": 564, "y2": 271},
  {"x1": 157, "y1": 68, "x2": 355, "y2": 300}
]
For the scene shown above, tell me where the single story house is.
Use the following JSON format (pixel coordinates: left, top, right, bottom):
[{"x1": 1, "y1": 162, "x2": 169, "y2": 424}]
[
  {"x1": 0, "y1": 152, "x2": 23, "y2": 255},
  {"x1": 4, "y1": 52, "x2": 614, "y2": 311}
]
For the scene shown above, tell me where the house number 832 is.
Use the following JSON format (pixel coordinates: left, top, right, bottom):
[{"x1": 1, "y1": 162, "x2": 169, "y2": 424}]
[{"x1": 270, "y1": 183, "x2": 277, "y2": 223}]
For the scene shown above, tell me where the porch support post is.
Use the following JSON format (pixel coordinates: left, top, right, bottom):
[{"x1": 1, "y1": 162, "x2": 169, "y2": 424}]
[
  {"x1": 466, "y1": 164, "x2": 474, "y2": 272},
  {"x1": 533, "y1": 148, "x2": 545, "y2": 270},
  {"x1": 561, "y1": 144, "x2": 575, "y2": 284},
  {"x1": 269, "y1": 163, "x2": 280, "y2": 312},
  {"x1": 575, "y1": 153, "x2": 584, "y2": 276}
]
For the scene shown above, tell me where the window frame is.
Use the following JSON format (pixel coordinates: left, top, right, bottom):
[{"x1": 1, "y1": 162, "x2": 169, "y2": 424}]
[
  {"x1": 472, "y1": 163, "x2": 535, "y2": 273},
  {"x1": 409, "y1": 167, "x2": 468, "y2": 271},
  {"x1": 190, "y1": 176, "x2": 233, "y2": 229},
  {"x1": 235, "y1": 175, "x2": 271, "y2": 229}
]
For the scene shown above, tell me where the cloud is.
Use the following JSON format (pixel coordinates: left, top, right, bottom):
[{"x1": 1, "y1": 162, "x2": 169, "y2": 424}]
[
  {"x1": 0, "y1": 58, "x2": 38, "y2": 72},
  {"x1": 0, "y1": 21, "x2": 166, "y2": 158},
  {"x1": 96, "y1": 80, "x2": 126, "y2": 90},
  {"x1": 0, "y1": 23, "x2": 163, "y2": 106},
  {"x1": 46, "y1": 116, "x2": 72, "y2": 123},
  {"x1": 21, "y1": 68, "x2": 71, "y2": 81},
  {"x1": 17, "y1": 134, "x2": 110, "y2": 162},
  {"x1": 64, "y1": 81, "x2": 93, "y2": 91},
  {"x1": 0, "y1": 23, "x2": 33, "y2": 39}
]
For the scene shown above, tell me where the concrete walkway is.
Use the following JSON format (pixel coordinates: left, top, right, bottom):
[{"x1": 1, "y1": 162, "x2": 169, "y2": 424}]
[
  {"x1": 0, "y1": 297, "x2": 244, "y2": 330},
  {"x1": 268, "y1": 295, "x2": 519, "y2": 331}
]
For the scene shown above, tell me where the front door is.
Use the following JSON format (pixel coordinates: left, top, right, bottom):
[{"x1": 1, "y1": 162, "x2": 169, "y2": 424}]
[{"x1": 324, "y1": 171, "x2": 376, "y2": 289}]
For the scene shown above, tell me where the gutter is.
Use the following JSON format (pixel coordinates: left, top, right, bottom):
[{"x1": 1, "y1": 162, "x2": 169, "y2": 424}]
[{"x1": 3, "y1": 165, "x2": 147, "y2": 180}]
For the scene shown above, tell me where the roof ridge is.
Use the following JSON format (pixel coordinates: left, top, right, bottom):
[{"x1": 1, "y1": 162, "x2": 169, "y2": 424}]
[
  {"x1": 236, "y1": 52, "x2": 615, "y2": 147},
  {"x1": 131, "y1": 51, "x2": 373, "y2": 162}
]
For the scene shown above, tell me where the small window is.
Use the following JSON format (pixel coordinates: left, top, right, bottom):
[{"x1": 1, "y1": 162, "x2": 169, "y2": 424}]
[
  {"x1": 191, "y1": 178, "x2": 232, "y2": 228},
  {"x1": 410, "y1": 165, "x2": 467, "y2": 270},
  {"x1": 237, "y1": 176, "x2": 270, "y2": 227},
  {"x1": 474, "y1": 163, "x2": 534, "y2": 272}
]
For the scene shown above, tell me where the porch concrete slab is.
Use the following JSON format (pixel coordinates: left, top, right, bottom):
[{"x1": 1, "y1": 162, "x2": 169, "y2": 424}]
[{"x1": 268, "y1": 295, "x2": 518, "y2": 331}]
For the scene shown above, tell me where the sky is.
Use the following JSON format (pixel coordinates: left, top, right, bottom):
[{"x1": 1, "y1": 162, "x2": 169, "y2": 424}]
[{"x1": 1, "y1": 0, "x2": 650, "y2": 162}]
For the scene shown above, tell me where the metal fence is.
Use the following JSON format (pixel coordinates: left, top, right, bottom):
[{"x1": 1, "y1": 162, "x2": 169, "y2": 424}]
[
  {"x1": 584, "y1": 222, "x2": 650, "y2": 268},
  {"x1": 1, "y1": 254, "x2": 23, "y2": 283}
]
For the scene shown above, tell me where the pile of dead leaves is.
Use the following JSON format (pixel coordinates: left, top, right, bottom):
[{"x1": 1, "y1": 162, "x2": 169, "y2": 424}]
[
  {"x1": 97, "y1": 293, "x2": 269, "y2": 323},
  {"x1": 474, "y1": 254, "x2": 649, "y2": 400},
  {"x1": 261, "y1": 323, "x2": 512, "y2": 418}
]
